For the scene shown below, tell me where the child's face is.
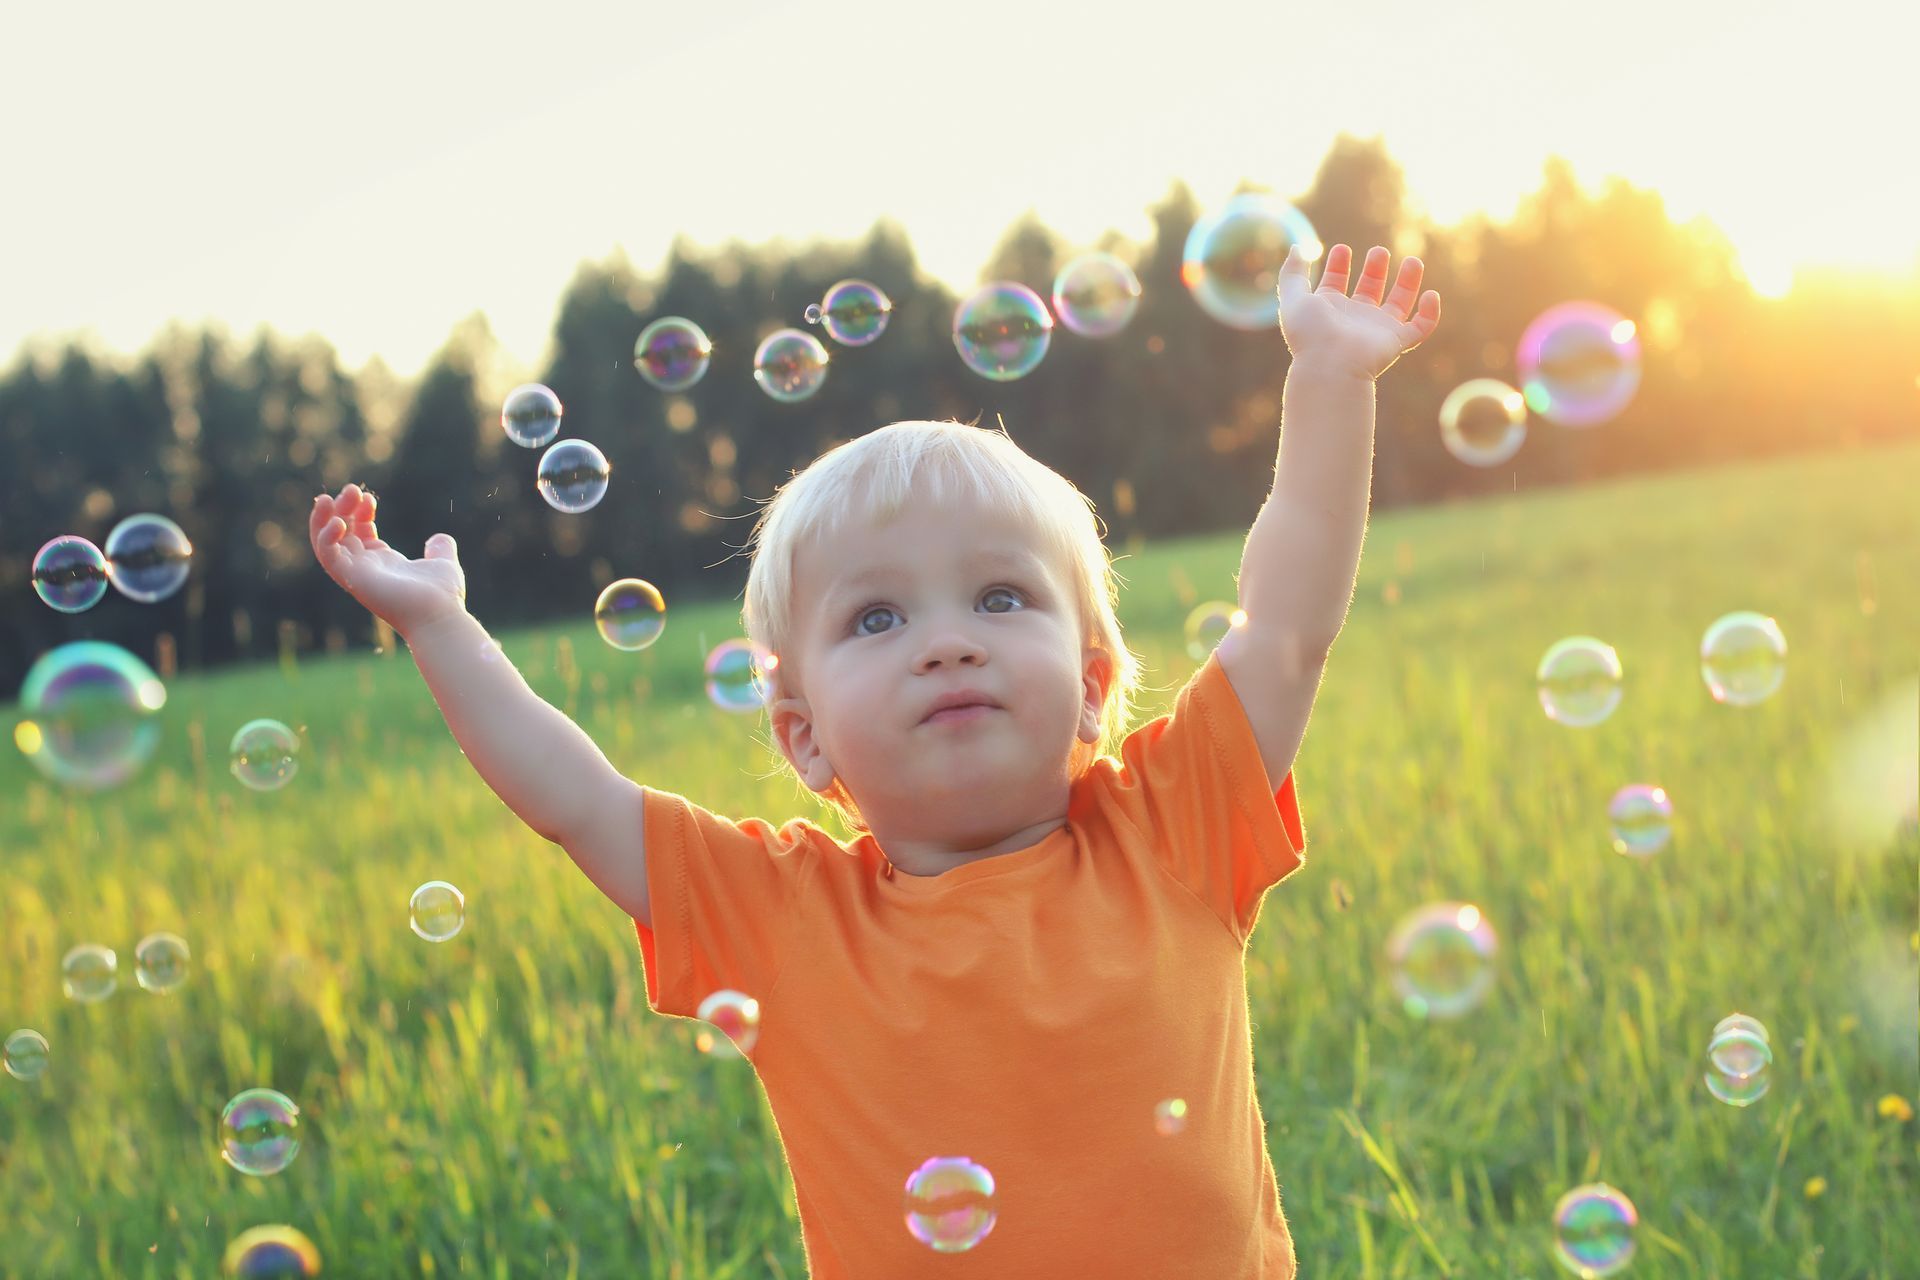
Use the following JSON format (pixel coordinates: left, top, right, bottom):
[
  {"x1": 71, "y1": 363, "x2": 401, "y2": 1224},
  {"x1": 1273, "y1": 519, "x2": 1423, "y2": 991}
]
[{"x1": 771, "y1": 490, "x2": 1109, "y2": 848}]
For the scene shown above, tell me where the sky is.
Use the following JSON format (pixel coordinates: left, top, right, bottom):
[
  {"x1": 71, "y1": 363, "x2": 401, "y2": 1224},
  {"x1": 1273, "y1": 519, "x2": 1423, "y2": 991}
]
[{"x1": 3, "y1": 0, "x2": 1915, "y2": 380}]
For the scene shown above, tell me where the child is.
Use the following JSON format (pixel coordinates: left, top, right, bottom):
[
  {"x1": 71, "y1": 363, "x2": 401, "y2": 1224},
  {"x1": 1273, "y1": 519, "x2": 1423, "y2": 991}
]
[{"x1": 309, "y1": 242, "x2": 1440, "y2": 1278}]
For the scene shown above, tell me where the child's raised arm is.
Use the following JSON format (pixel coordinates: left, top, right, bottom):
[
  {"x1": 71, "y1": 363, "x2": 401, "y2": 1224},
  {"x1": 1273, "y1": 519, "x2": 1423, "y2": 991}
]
[{"x1": 309, "y1": 484, "x2": 650, "y2": 926}]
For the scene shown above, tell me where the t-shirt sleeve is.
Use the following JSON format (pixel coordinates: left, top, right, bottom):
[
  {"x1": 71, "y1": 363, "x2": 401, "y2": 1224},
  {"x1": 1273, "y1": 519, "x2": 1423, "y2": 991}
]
[
  {"x1": 633, "y1": 785, "x2": 818, "y2": 1021},
  {"x1": 1089, "y1": 651, "x2": 1306, "y2": 944}
]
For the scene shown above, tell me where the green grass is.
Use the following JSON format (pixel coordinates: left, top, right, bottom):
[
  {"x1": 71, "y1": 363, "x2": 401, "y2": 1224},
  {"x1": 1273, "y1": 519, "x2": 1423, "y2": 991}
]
[{"x1": 3, "y1": 443, "x2": 1917, "y2": 1278}]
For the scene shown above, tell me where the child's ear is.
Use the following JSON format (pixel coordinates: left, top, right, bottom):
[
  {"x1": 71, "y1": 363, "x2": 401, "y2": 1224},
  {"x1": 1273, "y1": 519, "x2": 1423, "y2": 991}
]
[
  {"x1": 1076, "y1": 648, "x2": 1114, "y2": 745},
  {"x1": 771, "y1": 694, "x2": 838, "y2": 795}
]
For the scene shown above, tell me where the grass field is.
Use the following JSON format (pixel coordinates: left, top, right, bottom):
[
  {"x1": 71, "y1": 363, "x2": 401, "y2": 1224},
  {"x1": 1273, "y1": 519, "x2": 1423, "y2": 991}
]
[{"x1": 3, "y1": 442, "x2": 1917, "y2": 1278}]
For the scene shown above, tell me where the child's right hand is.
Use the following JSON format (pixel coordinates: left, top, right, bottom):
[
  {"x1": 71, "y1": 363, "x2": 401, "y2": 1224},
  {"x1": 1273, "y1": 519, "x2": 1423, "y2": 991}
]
[{"x1": 310, "y1": 484, "x2": 468, "y2": 638}]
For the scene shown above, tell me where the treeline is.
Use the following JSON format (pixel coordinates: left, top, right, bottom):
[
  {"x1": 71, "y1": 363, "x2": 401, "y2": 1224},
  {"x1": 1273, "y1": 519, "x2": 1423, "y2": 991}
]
[{"x1": 3, "y1": 136, "x2": 1915, "y2": 690}]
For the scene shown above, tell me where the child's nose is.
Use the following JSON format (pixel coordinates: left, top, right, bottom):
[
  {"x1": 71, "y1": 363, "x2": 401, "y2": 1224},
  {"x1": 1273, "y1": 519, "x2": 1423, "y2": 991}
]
[{"x1": 913, "y1": 627, "x2": 988, "y2": 671}]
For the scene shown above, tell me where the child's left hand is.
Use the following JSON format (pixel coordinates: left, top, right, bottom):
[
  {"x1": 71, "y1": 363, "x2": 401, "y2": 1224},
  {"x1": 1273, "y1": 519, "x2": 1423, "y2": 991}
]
[{"x1": 1277, "y1": 243, "x2": 1441, "y2": 379}]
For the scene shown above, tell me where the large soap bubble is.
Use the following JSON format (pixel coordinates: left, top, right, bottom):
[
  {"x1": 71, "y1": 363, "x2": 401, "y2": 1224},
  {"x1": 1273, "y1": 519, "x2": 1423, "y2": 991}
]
[
  {"x1": 1181, "y1": 195, "x2": 1320, "y2": 330},
  {"x1": 15, "y1": 641, "x2": 167, "y2": 789}
]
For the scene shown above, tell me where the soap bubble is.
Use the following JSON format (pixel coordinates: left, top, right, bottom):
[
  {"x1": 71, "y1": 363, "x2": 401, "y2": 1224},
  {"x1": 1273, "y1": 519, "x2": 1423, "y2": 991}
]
[
  {"x1": 220, "y1": 1088, "x2": 301, "y2": 1176},
  {"x1": 134, "y1": 931, "x2": 192, "y2": 993},
  {"x1": 1184, "y1": 601, "x2": 1244, "y2": 661},
  {"x1": 694, "y1": 989, "x2": 761, "y2": 1058},
  {"x1": 1181, "y1": 194, "x2": 1321, "y2": 330},
  {"x1": 1517, "y1": 302, "x2": 1642, "y2": 427},
  {"x1": 705, "y1": 639, "x2": 775, "y2": 713},
  {"x1": 230, "y1": 719, "x2": 299, "y2": 791},
  {"x1": 1536, "y1": 637, "x2": 1623, "y2": 728},
  {"x1": 1821, "y1": 677, "x2": 1919, "y2": 854},
  {"x1": 223, "y1": 1224, "x2": 322, "y2": 1278},
  {"x1": 15, "y1": 641, "x2": 168, "y2": 790},
  {"x1": 1386, "y1": 902, "x2": 1497, "y2": 1019},
  {"x1": 634, "y1": 318, "x2": 713, "y2": 392},
  {"x1": 105, "y1": 513, "x2": 193, "y2": 603},
  {"x1": 1438, "y1": 378, "x2": 1528, "y2": 467},
  {"x1": 4, "y1": 1029, "x2": 50, "y2": 1082},
  {"x1": 1607, "y1": 784, "x2": 1672, "y2": 857},
  {"x1": 502, "y1": 383, "x2": 563, "y2": 448},
  {"x1": 903, "y1": 1155, "x2": 998, "y2": 1253},
  {"x1": 62, "y1": 943, "x2": 119, "y2": 1003},
  {"x1": 952, "y1": 282, "x2": 1053, "y2": 380},
  {"x1": 808, "y1": 279, "x2": 892, "y2": 347},
  {"x1": 1700, "y1": 611, "x2": 1786, "y2": 706},
  {"x1": 1052, "y1": 253, "x2": 1142, "y2": 337},
  {"x1": 595, "y1": 579, "x2": 667, "y2": 651},
  {"x1": 753, "y1": 329, "x2": 830, "y2": 402},
  {"x1": 1551, "y1": 1183, "x2": 1638, "y2": 1277},
  {"x1": 409, "y1": 880, "x2": 466, "y2": 942},
  {"x1": 1153, "y1": 1098, "x2": 1189, "y2": 1136},
  {"x1": 537, "y1": 439, "x2": 611, "y2": 513},
  {"x1": 32, "y1": 535, "x2": 110, "y2": 613},
  {"x1": 1704, "y1": 1015, "x2": 1773, "y2": 1106}
]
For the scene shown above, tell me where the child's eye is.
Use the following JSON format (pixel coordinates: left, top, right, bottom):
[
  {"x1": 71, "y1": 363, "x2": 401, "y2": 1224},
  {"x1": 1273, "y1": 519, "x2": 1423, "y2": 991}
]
[
  {"x1": 854, "y1": 606, "x2": 900, "y2": 636},
  {"x1": 981, "y1": 587, "x2": 1023, "y2": 613}
]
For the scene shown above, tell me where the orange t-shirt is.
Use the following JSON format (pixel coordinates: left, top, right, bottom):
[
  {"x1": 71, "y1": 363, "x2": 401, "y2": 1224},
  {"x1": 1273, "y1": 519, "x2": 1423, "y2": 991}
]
[{"x1": 635, "y1": 652, "x2": 1307, "y2": 1278}]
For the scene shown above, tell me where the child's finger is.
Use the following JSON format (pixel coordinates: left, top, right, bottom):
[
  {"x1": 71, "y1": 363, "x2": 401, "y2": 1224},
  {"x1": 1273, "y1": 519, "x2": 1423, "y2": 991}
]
[
  {"x1": 1315, "y1": 243, "x2": 1354, "y2": 296},
  {"x1": 1381, "y1": 257, "x2": 1425, "y2": 320},
  {"x1": 1352, "y1": 247, "x2": 1393, "y2": 306},
  {"x1": 310, "y1": 494, "x2": 334, "y2": 541}
]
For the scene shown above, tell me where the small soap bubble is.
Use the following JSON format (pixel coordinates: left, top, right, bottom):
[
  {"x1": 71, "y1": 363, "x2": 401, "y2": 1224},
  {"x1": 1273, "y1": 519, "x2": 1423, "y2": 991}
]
[
  {"x1": 4, "y1": 1029, "x2": 50, "y2": 1082},
  {"x1": 1517, "y1": 302, "x2": 1642, "y2": 427},
  {"x1": 1551, "y1": 1183, "x2": 1638, "y2": 1277},
  {"x1": 1438, "y1": 378, "x2": 1528, "y2": 466},
  {"x1": 814, "y1": 279, "x2": 892, "y2": 346},
  {"x1": 32, "y1": 536, "x2": 110, "y2": 613},
  {"x1": 15, "y1": 641, "x2": 168, "y2": 790},
  {"x1": 1052, "y1": 253, "x2": 1142, "y2": 338},
  {"x1": 952, "y1": 282, "x2": 1053, "y2": 380},
  {"x1": 903, "y1": 1156, "x2": 998, "y2": 1253},
  {"x1": 409, "y1": 880, "x2": 466, "y2": 942},
  {"x1": 595, "y1": 579, "x2": 667, "y2": 651},
  {"x1": 705, "y1": 639, "x2": 775, "y2": 713},
  {"x1": 1537, "y1": 637, "x2": 1623, "y2": 728},
  {"x1": 1181, "y1": 194, "x2": 1321, "y2": 330},
  {"x1": 1386, "y1": 902, "x2": 1497, "y2": 1019},
  {"x1": 1153, "y1": 1098, "x2": 1189, "y2": 1136},
  {"x1": 220, "y1": 1088, "x2": 301, "y2": 1176},
  {"x1": 502, "y1": 383, "x2": 563, "y2": 448},
  {"x1": 134, "y1": 931, "x2": 191, "y2": 993},
  {"x1": 803, "y1": 303, "x2": 823, "y2": 325},
  {"x1": 694, "y1": 989, "x2": 761, "y2": 1058},
  {"x1": 105, "y1": 513, "x2": 194, "y2": 603},
  {"x1": 223, "y1": 1224, "x2": 322, "y2": 1278},
  {"x1": 1183, "y1": 601, "x2": 1244, "y2": 661},
  {"x1": 537, "y1": 439, "x2": 611, "y2": 513},
  {"x1": 1607, "y1": 784, "x2": 1672, "y2": 857},
  {"x1": 1700, "y1": 611, "x2": 1787, "y2": 706},
  {"x1": 753, "y1": 329, "x2": 830, "y2": 402},
  {"x1": 230, "y1": 719, "x2": 299, "y2": 791},
  {"x1": 1705, "y1": 1015, "x2": 1773, "y2": 1106},
  {"x1": 633, "y1": 318, "x2": 713, "y2": 392},
  {"x1": 62, "y1": 943, "x2": 118, "y2": 1003}
]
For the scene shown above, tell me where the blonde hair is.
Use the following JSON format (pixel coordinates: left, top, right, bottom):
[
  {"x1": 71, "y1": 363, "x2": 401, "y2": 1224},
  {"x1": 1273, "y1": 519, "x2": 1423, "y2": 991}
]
[{"x1": 741, "y1": 420, "x2": 1143, "y2": 829}]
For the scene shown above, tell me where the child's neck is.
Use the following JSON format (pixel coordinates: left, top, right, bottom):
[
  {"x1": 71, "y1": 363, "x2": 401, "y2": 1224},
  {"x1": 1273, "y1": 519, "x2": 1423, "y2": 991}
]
[{"x1": 877, "y1": 815, "x2": 1069, "y2": 878}]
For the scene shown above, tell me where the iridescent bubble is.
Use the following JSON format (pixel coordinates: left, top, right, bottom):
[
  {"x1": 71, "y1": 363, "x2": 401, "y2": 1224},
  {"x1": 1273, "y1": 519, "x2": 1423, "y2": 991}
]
[
  {"x1": 1438, "y1": 378, "x2": 1528, "y2": 467},
  {"x1": 134, "y1": 931, "x2": 191, "y2": 993},
  {"x1": 537, "y1": 439, "x2": 611, "y2": 513},
  {"x1": 1517, "y1": 302, "x2": 1642, "y2": 427},
  {"x1": 1551, "y1": 1183, "x2": 1638, "y2": 1277},
  {"x1": 220, "y1": 1088, "x2": 301, "y2": 1176},
  {"x1": 15, "y1": 641, "x2": 167, "y2": 790},
  {"x1": 1607, "y1": 784, "x2": 1673, "y2": 857},
  {"x1": 811, "y1": 279, "x2": 893, "y2": 347},
  {"x1": 1052, "y1": 253, "x2": 1142, "y2": 338},
  {"x1": 1712, "y1": 1012, "x2": 1771, "y2": 1045},
  {"x1": 1153, "y1": 1098, "x2": 1189, "y2": 1137},
  {"x1": 1537, "y1": 637, "x2": 1623, "y2": 728},
  {"x1": 4, "y1": 1029, "x2": 50, "y2": 1082},
  {"x1": 223, "y1": 1224, "x2": 322, "y2": 1278},
  {"x1": 1181, "y1": 194, "x2": 1321, "y2": 330},
  {"x1": 409, "y1": 880, "x2": 466, "y2": 942},
  {"x1": 1705, "y1": 1017, "x2": 1773, "y2": 1107},
  {"x1": 1700, "y1": 611, "x2": 1787, "y2": 706},
  {"x1": 952, "y1": 282, "x2": 1053, "y2": 381},
  {"x1": 502, "y1": 383, "x2": 563, "y2": 448},
  {"x1": 32, "y1": 535, "x2": 110, "y2": 613},
  {"x1": 634, "y1": 317, "x2": 713, "y2": 392},
  {"x1": 230, "y1": 719, "x2": 299, "y2": 791},
  {"x1": 903, "y1": 1156, "x2": 998, "y2": 1253},
  {"x1": 105, "y1": 513, "x2": 193, "y2": 603},
  {"x1": 62, "y1": 943, "x2": 118, "y2": 1003},
  {"x1": 704, "y1": 639, "x2": 775, "y2": 713},
  {"x1": 694, "y1": 989, "x2": 761, "y2": 1058},
  {"x1": 753, "y1": 329, "x2": 830, "y2": 402},
  {"x1": 1385, "y1": 902, "x2": 1498, "y2": 1019},
  {"x1": 1184, "y1": 601, "x2": 1244, "y2": 661},
  {"x1": 595, "y1": 579, "x2": 667, "y2": 651}
]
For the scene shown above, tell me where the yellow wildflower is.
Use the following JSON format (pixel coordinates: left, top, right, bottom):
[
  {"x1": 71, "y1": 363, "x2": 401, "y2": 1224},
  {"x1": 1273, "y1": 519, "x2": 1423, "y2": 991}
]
[
  {"x1": 1803, "y1": 1176, "x2": 1827, "y2": 1199},
  {"x1": 1877, "y1": 1094, "x2": 1914, "y2": 1123}
]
